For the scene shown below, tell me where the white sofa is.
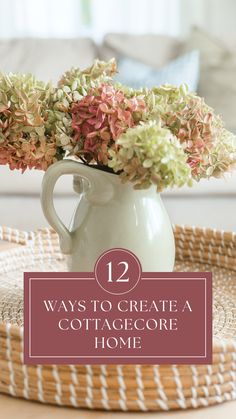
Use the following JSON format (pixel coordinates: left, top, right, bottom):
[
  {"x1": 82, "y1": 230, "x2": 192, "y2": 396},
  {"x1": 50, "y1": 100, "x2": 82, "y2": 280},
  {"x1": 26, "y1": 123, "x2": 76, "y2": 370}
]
[{"x1": 0, "y1": 28, "x2": 236, "y2": 231}]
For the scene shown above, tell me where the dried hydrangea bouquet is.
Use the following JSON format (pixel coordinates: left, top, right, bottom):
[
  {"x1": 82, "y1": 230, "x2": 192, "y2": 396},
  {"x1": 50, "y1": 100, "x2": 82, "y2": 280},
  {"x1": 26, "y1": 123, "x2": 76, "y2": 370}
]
[{"x1": 0, "y1": 59, "x2": 236, "y2": 271}]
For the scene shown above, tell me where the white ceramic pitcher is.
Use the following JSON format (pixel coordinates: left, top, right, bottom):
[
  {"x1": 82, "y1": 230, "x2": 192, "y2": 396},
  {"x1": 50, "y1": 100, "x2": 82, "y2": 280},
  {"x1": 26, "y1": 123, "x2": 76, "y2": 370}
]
[{"x1": 41, "y1": 160, "x2": 175, "y2": 271}]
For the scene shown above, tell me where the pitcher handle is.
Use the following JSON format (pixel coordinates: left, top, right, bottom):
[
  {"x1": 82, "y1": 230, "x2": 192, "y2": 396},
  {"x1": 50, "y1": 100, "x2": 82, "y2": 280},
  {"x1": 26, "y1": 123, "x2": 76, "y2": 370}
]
[{"x1": 41, "y1": 160, "x2": 114, "y2": 254}]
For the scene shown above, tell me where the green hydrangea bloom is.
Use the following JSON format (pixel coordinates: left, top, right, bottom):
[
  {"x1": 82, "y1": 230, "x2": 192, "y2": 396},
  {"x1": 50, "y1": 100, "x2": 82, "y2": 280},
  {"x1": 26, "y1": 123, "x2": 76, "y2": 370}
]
[
  {"x1": 108, "y1": 121, "x2": 192, "y2": 191},
  {"x1": 126, "y1": 84, "x2": 236, "y2": 181}
]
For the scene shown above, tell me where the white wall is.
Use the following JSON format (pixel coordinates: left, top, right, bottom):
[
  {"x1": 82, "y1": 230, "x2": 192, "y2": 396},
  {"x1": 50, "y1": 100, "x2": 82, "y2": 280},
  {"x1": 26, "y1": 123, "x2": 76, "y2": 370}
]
[
  {"x1": 0, "y1": 0, "x2": 181, "y2": 40},
  {"x1": 0, "y1": 0, "x2": 235, "y2": 44},
  {"x1": 90, "y1": 0, "x2": 181, "y2": 39}
]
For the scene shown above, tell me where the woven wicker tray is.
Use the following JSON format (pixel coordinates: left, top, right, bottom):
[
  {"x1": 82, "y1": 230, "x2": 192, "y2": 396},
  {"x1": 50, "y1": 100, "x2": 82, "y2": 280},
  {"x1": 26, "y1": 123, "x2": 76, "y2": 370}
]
[{"x1": 0, "y1": 225, "x2": 235, "y2": 412}]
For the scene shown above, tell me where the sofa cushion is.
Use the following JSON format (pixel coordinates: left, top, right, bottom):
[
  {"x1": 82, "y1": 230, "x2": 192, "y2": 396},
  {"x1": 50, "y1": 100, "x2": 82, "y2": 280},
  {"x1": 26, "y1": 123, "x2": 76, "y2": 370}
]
[
  {"x1": 0, "y1": 166, "x2": 73, "y2": 195},
  {"x1": 0, "y1": 38, "x2": 97, "y2": 82},
  {"x1": 1, "y1": 164, "x2": 236, "y2": 196},
  {"x1": 99, "y1": 33, "x2": 183, "y2": 68},
  {"x1": 182, "y1": 27, "x2": 236, "y2": 133},
  {"x1": 116, "y1": 50, "x2": 199, "y2": 91}
]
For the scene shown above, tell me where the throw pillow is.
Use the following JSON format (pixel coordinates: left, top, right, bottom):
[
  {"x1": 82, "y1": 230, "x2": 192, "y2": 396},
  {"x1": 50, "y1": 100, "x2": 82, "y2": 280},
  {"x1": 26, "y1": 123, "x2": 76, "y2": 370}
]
[
  {"x1": 116, "y1": 50, "x2": 200, "y2": 92},
  {"x1": 99, "y1": 33, "x2": 183, "y2": 68}
]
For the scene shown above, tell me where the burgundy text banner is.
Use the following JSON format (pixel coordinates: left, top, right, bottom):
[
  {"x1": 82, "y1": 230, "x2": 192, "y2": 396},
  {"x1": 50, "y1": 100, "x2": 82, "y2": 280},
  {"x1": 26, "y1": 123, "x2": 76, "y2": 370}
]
[{"x1": 24, "y1": 251, "x2": 212, "y2": 364}]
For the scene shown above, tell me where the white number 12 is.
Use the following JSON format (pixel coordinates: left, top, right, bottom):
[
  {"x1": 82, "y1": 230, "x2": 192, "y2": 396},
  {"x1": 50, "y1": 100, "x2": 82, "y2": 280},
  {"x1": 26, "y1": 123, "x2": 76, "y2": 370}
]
[{"x1": 107, "y1": 261, "x2": 129, "y2": 283}]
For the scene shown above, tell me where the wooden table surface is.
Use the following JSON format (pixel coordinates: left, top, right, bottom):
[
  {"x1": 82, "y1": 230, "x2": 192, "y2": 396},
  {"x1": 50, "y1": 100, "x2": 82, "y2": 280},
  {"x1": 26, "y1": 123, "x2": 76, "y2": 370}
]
[
  {"x1": 0, "y1": 240, "x2": 235, "y2": 418},
  {"x1": 0, "y1": 394, "x2": 236, "y2": 419}
]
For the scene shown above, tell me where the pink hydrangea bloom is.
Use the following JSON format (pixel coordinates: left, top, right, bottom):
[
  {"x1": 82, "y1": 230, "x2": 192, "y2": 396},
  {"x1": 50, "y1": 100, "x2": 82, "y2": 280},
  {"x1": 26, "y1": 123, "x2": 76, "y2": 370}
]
[
  {"x1": 0, "y1": 139, "x2": 57, "y2": 172},
  {"x1": 0, "y1": 109, "x2": 57, "y2": 172},
  {"x1": 0, "y1": 73, "x2": 58, "y2": 172},
  {"x1": 71, "y1": 84, "x2": 146, "y2": 164},
  {"x1": 164, "y1": 98, "x2": 221, "y2": 178}
]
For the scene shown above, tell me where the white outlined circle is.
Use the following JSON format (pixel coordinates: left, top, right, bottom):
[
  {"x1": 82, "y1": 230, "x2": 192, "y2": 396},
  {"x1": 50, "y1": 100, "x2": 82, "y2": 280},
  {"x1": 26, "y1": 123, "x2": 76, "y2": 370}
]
[{"x1": 94, "y1": 248, "x2": 142, "y2": 295}]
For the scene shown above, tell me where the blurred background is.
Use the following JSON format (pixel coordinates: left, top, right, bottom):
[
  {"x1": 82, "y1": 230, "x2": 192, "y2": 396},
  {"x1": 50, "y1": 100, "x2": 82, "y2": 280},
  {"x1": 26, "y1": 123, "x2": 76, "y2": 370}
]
[{"x1": 0, "y1": 0, "x2": 236, "y2": 231}]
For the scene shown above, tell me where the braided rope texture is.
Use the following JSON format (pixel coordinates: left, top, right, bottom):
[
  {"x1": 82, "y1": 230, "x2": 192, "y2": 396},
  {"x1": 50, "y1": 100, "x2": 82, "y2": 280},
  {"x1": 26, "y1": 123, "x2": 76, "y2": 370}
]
[{"x1": 0, "y1": 225, "x2": 235, "y2": 411}]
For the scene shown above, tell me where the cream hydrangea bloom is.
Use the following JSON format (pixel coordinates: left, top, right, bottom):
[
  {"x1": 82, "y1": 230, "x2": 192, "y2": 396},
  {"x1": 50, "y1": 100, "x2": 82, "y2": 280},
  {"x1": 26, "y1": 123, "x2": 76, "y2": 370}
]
[{"x1": 108, "y1": 121, "x2": 192, "y2": 191}]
